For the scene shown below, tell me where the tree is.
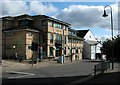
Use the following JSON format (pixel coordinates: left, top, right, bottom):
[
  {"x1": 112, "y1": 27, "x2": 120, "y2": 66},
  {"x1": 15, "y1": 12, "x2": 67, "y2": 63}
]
[
  {"x1": 101, "y1": 35, "x2": 120, "y2": 61},
  {"x1": 113, "y1": 35, "x2": 120, "y2": 61}
]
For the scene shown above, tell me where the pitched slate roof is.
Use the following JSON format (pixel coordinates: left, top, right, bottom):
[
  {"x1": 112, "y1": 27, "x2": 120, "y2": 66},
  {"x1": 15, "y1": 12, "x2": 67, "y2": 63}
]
[
  {"x1": 33, "y1": 15, "x2": 71, "y2": 26},
  {"x1": 77, "y1": 30, "x2": 89, "y2": 38}
]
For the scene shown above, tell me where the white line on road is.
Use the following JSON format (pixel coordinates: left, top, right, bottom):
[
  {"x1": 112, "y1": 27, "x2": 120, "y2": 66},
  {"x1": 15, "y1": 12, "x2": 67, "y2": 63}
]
[{"x1": 6, "y1": 71, "x2": 35, "y2": 79}]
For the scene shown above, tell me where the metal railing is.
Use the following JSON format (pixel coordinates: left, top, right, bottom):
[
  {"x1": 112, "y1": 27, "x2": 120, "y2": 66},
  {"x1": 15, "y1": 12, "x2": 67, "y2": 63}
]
[{"x1": 94, "y1": 61, "x2": 110, "y2": 76}]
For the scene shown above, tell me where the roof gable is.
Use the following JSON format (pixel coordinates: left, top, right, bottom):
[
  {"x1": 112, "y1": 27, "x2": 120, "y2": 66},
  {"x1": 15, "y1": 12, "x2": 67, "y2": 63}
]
[
  {"x1": 77, "y1": 30, "x2": 89, "y2": 38},
  {"x1": 84, "y1": 30, "x2": 97, "y2": 41}
]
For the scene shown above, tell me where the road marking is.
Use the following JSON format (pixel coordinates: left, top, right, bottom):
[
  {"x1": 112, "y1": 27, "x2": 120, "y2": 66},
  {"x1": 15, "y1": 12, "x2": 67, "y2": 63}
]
[{"x1": 6, "y1": 71, "x2": 35, "y2": 79}]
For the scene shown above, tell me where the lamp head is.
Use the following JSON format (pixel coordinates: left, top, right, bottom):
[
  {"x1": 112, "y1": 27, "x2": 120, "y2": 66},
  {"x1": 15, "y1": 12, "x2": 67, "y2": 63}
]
[{"x1": 102, "y1": 10, "x2": 108, "y2": 17}]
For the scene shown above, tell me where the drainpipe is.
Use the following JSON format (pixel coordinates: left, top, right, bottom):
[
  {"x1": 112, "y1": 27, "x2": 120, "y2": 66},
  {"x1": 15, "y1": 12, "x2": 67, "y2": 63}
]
[
  {"x1": 95, "y1": 44, "x2": 97, "y2": 60},
  {"x1": 70, "y1": 38, "x2": 72, "y2": 62}
]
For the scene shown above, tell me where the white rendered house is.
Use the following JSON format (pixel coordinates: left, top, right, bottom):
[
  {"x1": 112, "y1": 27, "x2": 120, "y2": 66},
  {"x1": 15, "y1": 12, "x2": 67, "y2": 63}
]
[
  {"x1": 0, "y1": 20, "x2": 2, "y2": 59},
  {"x1": 77, "y1": 29, "x2": 101, "y2": 60}
]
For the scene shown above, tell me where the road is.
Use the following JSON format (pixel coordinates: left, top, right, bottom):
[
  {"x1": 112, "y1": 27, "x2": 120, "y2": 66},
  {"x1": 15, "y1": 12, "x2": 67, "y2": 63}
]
[{"x1": 2, "y1": 60, "x2": 99, "y2": 85}]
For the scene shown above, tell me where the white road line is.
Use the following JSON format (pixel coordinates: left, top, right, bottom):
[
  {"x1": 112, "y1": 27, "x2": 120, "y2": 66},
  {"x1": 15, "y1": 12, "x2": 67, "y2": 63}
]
[
  {"x1": 6, "y1": 71, "x2": 35, "y2": 79},
  {"x1": 8, "y1": 74, "x2": 34, "y2": 79}
]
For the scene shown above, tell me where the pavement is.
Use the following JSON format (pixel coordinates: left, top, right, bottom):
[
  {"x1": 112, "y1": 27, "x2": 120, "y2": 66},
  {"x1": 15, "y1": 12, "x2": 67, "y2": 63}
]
[
  {"x1": 78, "y1": 69, "x2": 120, "y2": 85},
  {"x1": 70, "y1": 63, "x2": 120, "y2": 85}
]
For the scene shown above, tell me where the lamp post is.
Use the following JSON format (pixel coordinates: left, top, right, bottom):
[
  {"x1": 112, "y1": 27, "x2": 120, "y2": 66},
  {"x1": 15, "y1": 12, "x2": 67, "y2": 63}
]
[
  {"x1": 63, "y1": 26, "x2": 65, "y2": 63},
  {"x1": 102, "y1": 5, "x2": 114, "y2": 70}
]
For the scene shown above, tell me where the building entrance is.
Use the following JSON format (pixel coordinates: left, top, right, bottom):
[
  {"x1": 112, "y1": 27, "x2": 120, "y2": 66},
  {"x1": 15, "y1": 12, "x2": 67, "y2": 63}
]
[{"x1": 55, "y1": 43, "x2": 62, "y2": 57}]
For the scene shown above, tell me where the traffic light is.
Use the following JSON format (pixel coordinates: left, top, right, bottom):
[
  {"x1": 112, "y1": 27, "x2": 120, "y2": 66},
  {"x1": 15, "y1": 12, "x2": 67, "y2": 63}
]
[
  {"x1": 34, "y1": 42, "x2": 38, "y2": 51},
  {"x1": 31, "y1": 42, "x2": 38, "y2": 51},
  {"x1": 31, "y1": 42, "x2": 35, "y2": 51}
]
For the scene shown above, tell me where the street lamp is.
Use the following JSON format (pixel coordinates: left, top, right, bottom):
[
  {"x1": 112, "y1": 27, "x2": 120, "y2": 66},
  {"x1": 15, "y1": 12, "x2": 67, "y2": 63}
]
[{"x1": 102, "y1": 5, "x2": 114, "y2": 70}]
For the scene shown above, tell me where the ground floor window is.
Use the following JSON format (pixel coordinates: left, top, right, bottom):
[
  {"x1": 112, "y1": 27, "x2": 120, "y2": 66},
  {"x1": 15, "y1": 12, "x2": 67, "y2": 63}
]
[
  {"x1": 64, "y1": 47, "x2": 66, "y2": 55},
  {"x1": 76, "y1": 49, "x2": 78, "y2": 53},
  {"x1": 28, "y1": 45, "x2": 31, "y2": 50},
  {"x1": 6, "y1": 44, "x2": 13, "y2": 49},
  {"x1": 50, "y1": 47, "x2": 53, "y2": 56}
]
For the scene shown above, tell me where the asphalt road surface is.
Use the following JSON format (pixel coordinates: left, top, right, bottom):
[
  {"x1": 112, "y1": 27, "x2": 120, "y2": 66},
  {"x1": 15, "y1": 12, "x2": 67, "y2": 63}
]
[{"x1": 2, "y1": 61, "x2": 101, "y2": 85}]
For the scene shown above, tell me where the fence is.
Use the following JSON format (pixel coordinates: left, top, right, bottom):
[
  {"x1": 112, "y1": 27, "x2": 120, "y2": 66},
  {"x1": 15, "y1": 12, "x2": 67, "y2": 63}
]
[{"x1": 94, "y1": 61, "x2": 110, "y2": 76}]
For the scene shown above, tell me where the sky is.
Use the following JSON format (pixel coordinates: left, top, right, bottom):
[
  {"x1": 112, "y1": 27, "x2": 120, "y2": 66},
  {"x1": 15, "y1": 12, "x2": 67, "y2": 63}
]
[{"x1": 0, "y1": 0, "x2": 119, "y2": 41}]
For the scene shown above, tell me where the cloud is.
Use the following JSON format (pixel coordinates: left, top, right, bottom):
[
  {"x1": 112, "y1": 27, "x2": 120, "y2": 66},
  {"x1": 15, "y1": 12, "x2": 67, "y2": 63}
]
[
  {"x1": 56, "y1": 3, "x2": 118, "y2": 31},
  {"x1": 1, "y1": 0, "x2": 28, "y2": 16},
  {"x1": 29, "y1": 1, "x2": 58, "y2": 14},
  {"x1": 1, "y1": 0, "x2": 58, "y2": 17}
]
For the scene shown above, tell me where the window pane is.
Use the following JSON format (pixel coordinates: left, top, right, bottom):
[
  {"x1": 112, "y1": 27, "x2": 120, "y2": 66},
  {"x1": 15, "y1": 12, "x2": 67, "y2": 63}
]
[
  {"x1": 50, "y1": 47, "x2": 53, "y2": 56},
  {"x1": 6, "y1": 32, "x2": 13, "y2": 36},
  {"x1": 50, "y1": 21, "x2": 54, "y2": 27},
  {"x1": 40, "y1": 35, "x2": 45, "y2": 43},
  {"x1": 50, "y1": 34, "x2": 53, "y2": 43},
  {"x1": 64, "y1": 36, "x2": 66, "y2": 44},
  {"x1": 28, "y1": 32, "x2": 32, "y2": 36},
  {"x1": 19, "y1": 19, "x2": 29, "y2": 27},
  {"x1": 56, "y1": 34, "x2": 62, "y2": 43},
  {"x1": 55, "y1": 23, "x2": 62, "y2": 29},
  {"x1": 28, "y1": 46, "x2": 31, "y2": 50},
  {"x1": 6, "y1": 44, "x2": 13, "y2": 49}
]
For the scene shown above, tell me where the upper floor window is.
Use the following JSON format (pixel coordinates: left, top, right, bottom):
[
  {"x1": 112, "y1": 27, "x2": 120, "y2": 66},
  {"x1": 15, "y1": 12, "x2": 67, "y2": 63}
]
[
  {"x1": 55, "y1": 23, "x2": 62, "y2": 29},
  {"x1": 18, "y1": 19, "x2": 34, "y2": 27},
  {"x1": 56, "y1": 34, "x2": 62, "y2": 43},
  {"x1": 50, "y1": 34, "x2": 54, "y2": 44},
  {"x1": 6, "y1": 32, "x2": 13, "y2": 37},
  {"x1": 50, "y1": 21, "x2": 54, "y2": 27},
  {"x1": 68, "y1": 39, "x2": 72, "y2": 43},
  {"x1": 64, "y1": 36, "x2": 67, "y2": 44},
  {"x1": 69, "y1": 31, "x2": 76, "y2": 36},
  {"x1": 56, "y1": 34, "x2": 62, "y2": 41},
  {"x1": 74, "y1": 31, "x2": 77, "y2": 36},
  {"x1": 19, "y1": 19, "x2": 29, "y2": 27},
  {"x1": 69, "y1": 31, "x2": 72, "y2": 36},
  {"x1": 65, "y1": 26, "x2": 68, "y2": 30},
  {"x1": 63, "y1": 26, "x2": 68, "y2": 30},
  {"x1": 40, "y1": 34, "x2": 45, "y2": 43},
  {"x1": 42, "y1": 20, "x2": 47, "y2": 26},
  {"x1": 27, "y1": 32, "x2": 32, "y2": 36}
]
